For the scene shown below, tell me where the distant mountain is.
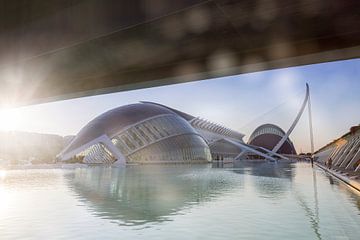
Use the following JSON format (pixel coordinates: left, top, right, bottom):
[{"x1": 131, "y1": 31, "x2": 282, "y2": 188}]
[
  {"x1": 0, "y1": 131, "x2": 66, "y2": 164},
  {"x1": 63, "y1": 135, "x2": 76, "y2": 146}
]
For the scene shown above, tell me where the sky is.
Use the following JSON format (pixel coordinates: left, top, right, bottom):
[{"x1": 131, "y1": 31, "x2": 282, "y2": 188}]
[{"x1": 0, "y1": 58, "x2": 359, "y2": 153}]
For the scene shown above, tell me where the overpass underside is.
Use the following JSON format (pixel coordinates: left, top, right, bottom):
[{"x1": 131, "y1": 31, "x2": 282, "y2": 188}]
[{"x1": 0, "y1": 0, "x2": 359, "y2": 107}]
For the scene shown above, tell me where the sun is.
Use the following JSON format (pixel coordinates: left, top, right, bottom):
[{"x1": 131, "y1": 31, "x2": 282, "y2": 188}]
[{"x1": 0, "y1": 108, "x2": 21, "y2": 131}]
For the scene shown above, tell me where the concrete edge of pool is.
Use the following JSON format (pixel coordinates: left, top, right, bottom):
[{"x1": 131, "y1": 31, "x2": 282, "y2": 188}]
[{"x1": 316, "y1": 163, "x2": 360, "y2": 194}]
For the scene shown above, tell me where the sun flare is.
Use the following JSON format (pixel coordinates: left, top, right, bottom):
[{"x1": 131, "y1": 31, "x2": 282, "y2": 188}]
[{"x1": 0, "y1": 108, "x2": 21, "y2": 131}]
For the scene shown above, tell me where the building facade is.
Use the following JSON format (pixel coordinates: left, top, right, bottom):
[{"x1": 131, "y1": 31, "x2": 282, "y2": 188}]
[
  {"x1": 248, "y1": 124, "x2": 297, "y2": 155},
  {"x1": 58, "y1": 102, "x2": 245, "y2": 164},
  {"x1": 58, "y1": 102, "x2": 300, "y2": 164},
  {"x1": 314, "y1": 125, "x2": 360, "y2": 172}
]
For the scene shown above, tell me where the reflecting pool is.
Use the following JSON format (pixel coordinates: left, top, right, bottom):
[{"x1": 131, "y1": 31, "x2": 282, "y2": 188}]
[{"x1": 0, "y1": 162, "x2": 359, "y2": 239}]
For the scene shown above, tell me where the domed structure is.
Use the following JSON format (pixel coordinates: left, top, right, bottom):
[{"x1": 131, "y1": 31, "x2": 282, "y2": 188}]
[
  {"x1": 58, "y1": 102, "x2": 248, "y2": 164},
  {"x1": 248, "y1": 124, "x2": 296, "y2": 155},
  {"x1": 58, "y1": 102, "x2": 226, "y2": 164}
]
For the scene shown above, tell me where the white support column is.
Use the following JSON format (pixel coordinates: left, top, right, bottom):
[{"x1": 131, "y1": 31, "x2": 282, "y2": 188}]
[
  {"x1": 235, "y1": 150, "x2": 248, "y2": 160},
  {"x1": 258, "y1": 146, "x2": 289, "y2": 160},
  {"x1": 335, "y1": 141, "x2": 352, "y2": 166},
  {"x1": 355, "y1": 161, "x2": 360, "y2": 172},
  {"x1": 101, "y1": 136, "x2": 126, "y2": 166},
  {"x1": 307, "y1": 88, "x2": 314, "y2": 155},
  {"x1": 199, "y1": 120, "x2": 206, "y2": 129},
  {"x1": 345, "y1": 143, "x2": 360, "y2": 170},
  {"x1": 192, "y1": 118, "x2": 200, "y2": 126},
  {"x1": 218, "y1": 127, "x2": 223, "y2": 134},
  {"x1": 59, "y1": 135, "x2": 108, "y2": 161},
  {"x1": 328, "y1": 146, "x2": 341, "y2": 160},
  {"x1": 222, "y1": 138, "x2": 278, "y2": 162},
  {"x1": 334, "y1": 141, "x2": 353, "y2": 166},
  {"x1": 327, "y1": 144, "x2": 344, "y2": 165},
  {"x1": 332, "y1": 144, "x2": 347, "y2": 165},
  {"x1": 58, "y1": 134, "x2": 126, "y2": 166},
  {"x1": 340, "y1": 138, "x2": 360, "y2": 168}
]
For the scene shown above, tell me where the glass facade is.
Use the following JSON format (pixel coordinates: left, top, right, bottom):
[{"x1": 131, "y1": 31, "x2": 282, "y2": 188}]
[
  {"x1": 128, "y1": 134, "x2": 211, "y2": 163},
  {"x1": 210, "y1": 141, "x2": 241, "y2": 160},
  {"x1": 79, "y1": 143, "x2": 115, "y2": 164},
  {"x1": 111, "y1": 114, "x2": 211, "y2": 163}
]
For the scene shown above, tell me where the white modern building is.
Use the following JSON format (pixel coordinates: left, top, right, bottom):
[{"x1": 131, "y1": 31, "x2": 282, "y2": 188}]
[
  {"x1": 58, "y1": 102, "x2": 297, "y2": 165},
  {"x1": 58, "y1": 102, "x2": 247, "y2": 164},
  {"x1": 315, "y1": 125, "x2": 360, "y2": 172}
]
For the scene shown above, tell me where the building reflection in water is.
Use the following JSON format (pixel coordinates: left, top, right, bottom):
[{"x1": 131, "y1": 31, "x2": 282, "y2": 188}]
[
  {"x1": 233, "y1": 161, "x2": 295, "y2": 178},
  {"x1": 64, "y1": 165, "x2": 242, "y2": 226},
  {"x1": 230, "y1": 161, "x2": 295, "y2": 200},
  {"x1": 248, "y1": 162, "x2": 294, "y2": 199}
]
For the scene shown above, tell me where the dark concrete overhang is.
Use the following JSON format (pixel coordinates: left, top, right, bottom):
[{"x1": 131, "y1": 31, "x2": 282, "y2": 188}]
[{"x1": 0, "y1": 0, "x2": 359, "y2": 106}]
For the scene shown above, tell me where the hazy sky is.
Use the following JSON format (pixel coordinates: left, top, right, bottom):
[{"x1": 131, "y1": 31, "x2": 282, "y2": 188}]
[{"x1": 0, "y1": 58, "x2": 359, "y2": 153}]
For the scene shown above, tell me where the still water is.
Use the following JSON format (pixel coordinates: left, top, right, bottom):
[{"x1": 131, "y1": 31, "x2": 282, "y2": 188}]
[{"x1": 0, "y1": 162, "x2": 359, "y2": 239}]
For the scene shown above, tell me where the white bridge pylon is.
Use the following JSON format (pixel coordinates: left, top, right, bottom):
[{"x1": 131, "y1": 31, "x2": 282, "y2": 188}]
[
  {"x1": 234, "y1": 83, "x2": 313, "y2": 161},
  {"x1": 270, "y1": 83, "x2": 314, "y2": 159},
  {"x1": 270, "y1": 83, "x2": 311, "y2": 156}
]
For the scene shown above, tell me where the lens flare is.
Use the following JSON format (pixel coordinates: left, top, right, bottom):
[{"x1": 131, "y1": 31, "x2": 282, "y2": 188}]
[{"x1": 0, "y1": 108, "x2": 21, "y2": 131}]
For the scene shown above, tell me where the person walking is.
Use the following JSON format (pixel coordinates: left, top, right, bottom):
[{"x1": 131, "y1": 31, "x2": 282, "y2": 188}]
[{"x1": 328, "y1": 158, "x2": 333, "y2": 169}]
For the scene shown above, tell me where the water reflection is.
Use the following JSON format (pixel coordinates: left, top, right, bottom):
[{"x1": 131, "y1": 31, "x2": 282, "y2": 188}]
[
  {"x1": 327, "y1": 175, "x2": 335, "y2": 185},
  {"x1": 214, "y1": 161, "x2": 295, "y2": 176},
  {"x1": 291, "y1": 168, "x2": 322, "y2": 240},
  {"x1": 1, "y1": 163, "x2": 360, "y2": 239},
  {"x1": 65, "y1": 165, "x2": 242, "y2": 226},
  {"x1": 230, "y1": 161, "x2": 295, "y2": 200},
  {"x1": 233, "y1": 161, "x2": 295, "y2": 179},
  {"x1": 321, "y1": 171, "x2": 360, "y2": 212},
  {"x1": 63, "y1": 161, "x2": 360, "y2": 237},
  {"x1": 294, "y1": 190, "x2": 322, "y2": 240},
  {"x1": 0, "y1": 169, "x2": 64, "y2": 190}
]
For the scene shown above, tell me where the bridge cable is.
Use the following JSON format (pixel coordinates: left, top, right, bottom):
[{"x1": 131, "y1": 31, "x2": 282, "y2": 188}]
[{"x1": 238, "y1": 89, "x2": 303, "y2": 132}]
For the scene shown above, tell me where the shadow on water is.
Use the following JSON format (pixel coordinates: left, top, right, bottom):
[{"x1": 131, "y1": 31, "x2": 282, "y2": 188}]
[{"x1": 64, "y1": 164, "x2": 242, "y2": 226}]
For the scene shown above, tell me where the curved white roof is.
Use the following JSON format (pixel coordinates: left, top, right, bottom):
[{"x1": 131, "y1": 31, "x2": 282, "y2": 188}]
[{"x1": 61, "y1": 102, "x2": 178, "y2": 156}]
